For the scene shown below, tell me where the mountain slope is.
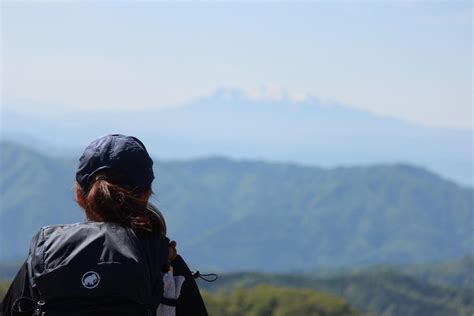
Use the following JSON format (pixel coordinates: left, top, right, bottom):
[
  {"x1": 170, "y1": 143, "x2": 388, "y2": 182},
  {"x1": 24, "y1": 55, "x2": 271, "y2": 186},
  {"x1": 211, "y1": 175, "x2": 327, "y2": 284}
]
[
  {"x1": 0, "y1": 142, "x2": 472, "y2": 271},
  {"x1": 170, "y1": 159, "x2": 473, "y2": 270}
]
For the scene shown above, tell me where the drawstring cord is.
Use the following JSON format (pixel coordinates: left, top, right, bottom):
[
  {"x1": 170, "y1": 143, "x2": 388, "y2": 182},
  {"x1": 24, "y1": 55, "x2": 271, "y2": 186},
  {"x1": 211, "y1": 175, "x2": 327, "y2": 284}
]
[
  {"x1": 192, "y1": 271, "x2": 218, "y2": 282},
  {"x1": 169, "y1": 241, "x2": 218, "y2": 282}
]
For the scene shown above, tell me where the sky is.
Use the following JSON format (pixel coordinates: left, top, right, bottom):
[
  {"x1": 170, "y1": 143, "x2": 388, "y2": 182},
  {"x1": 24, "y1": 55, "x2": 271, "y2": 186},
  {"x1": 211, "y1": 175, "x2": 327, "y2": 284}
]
[{"x1": 1, "y1": 1, "x2": 472, "y2": 129}]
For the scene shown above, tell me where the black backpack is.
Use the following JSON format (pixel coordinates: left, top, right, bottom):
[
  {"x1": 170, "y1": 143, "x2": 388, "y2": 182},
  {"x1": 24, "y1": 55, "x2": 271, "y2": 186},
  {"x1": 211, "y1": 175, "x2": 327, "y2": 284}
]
[{"x1": 23, "y1": 222, "x2": 169, "y2": 316}]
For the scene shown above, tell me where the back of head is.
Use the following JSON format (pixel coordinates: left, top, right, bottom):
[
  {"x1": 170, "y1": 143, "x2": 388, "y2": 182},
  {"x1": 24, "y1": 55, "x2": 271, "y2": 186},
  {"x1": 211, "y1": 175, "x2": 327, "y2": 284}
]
[{"x1": 75, "y1": 134, "x2": 166, "y2": 237}]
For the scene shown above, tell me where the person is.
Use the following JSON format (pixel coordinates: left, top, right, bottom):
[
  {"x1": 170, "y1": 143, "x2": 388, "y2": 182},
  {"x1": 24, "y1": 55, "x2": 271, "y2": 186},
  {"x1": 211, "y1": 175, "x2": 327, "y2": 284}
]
[{"x1": 1, "y1": 134, "x2": 208, "y2": 316}]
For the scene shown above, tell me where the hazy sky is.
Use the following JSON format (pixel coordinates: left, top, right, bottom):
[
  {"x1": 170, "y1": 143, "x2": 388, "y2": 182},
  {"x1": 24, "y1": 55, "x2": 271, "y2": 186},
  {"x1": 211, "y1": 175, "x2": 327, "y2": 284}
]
[{"x1": 1, "y1": 1, "x2": 472, "y2": 129}]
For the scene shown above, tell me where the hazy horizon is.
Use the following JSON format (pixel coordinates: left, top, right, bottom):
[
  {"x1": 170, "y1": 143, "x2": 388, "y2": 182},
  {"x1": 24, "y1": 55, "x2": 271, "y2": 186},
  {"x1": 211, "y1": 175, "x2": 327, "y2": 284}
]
[{"x1": 2, "y1": 2, "x2": 472, "y2": 130}]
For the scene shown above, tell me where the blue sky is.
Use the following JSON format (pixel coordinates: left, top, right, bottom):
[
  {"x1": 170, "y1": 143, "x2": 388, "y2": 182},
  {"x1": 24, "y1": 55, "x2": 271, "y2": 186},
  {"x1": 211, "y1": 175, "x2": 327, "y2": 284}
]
[{"x1": 1, "y1": 1, "x2": 472, "y2": 129}]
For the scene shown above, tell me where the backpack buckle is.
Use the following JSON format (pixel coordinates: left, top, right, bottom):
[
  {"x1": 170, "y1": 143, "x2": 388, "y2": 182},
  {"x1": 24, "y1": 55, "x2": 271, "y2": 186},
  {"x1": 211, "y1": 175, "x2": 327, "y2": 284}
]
[{"x1": 32, "y1": 300, "x2": 45, "y2": 316}]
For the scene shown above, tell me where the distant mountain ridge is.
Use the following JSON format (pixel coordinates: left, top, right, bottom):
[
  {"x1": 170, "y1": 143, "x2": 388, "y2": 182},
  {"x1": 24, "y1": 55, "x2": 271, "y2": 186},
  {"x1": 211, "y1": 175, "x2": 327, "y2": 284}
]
[
  {"x1": 1, "y1": 142, "x2": 472, "y2": 272},
  {"x1": 2, "y1": 89, "x2": 472, "y2": 186}
]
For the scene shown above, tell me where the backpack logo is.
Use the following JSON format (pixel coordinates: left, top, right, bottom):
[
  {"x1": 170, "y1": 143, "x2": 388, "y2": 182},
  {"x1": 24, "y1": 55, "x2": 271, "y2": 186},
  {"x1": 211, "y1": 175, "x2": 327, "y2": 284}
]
[{"x1": 82, "y1": 271, "x2": 100, "y2": 289}]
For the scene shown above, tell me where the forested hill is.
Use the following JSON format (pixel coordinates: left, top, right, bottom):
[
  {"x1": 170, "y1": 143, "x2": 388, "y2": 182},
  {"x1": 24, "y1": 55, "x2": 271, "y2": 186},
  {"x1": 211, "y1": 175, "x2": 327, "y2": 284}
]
[
  {"x1": 0, "y1": 142, "x2": 472, "y2": 271},
  {"x1": 199, "y1": 267, "x2": 474, "y2": 316}
]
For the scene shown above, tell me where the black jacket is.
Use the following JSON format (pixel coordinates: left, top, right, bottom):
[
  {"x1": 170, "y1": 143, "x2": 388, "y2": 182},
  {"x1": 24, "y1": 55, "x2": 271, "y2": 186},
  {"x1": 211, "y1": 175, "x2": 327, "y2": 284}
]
[{"x1": 1, "y1": 223, "x2": 208, "y2": 316}]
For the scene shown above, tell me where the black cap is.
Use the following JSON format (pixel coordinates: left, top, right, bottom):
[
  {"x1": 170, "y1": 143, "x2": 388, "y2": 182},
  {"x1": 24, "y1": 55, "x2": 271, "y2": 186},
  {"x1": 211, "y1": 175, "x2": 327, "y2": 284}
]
[{"x1": 76, "y1": 134, "x2": 154, "y2": 192}]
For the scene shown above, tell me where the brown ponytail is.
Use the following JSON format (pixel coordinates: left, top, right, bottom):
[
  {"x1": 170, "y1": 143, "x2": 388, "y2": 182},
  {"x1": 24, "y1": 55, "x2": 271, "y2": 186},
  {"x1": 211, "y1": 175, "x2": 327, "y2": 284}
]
[{"x1": 76, "y1": 170, "x2": 166, "y2": 237}]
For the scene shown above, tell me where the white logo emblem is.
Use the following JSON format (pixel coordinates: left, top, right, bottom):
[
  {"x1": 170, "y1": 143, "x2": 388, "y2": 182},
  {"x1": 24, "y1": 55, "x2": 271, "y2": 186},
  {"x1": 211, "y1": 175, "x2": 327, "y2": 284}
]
[{"x1": 82, "y1": 271, "x2": 100, "y2": 289}]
